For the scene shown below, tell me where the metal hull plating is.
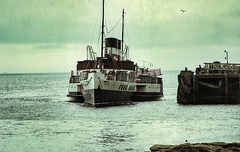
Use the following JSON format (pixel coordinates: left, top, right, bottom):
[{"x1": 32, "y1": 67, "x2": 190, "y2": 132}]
[
  {"x1": 81, "y1": 72, "x2": 161, "y2": 106},
  {"x1": 131, "y1": 92, "x2": 163, "y2": 101},
  {"x1": 68, "y1": 71, "x2": 163, "y2": 106},
  {"x1": 83, "y1": 89, "x2": 132, "y2": 106}
]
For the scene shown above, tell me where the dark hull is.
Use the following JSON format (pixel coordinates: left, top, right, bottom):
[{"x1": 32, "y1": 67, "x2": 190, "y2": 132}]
[
  {"x1": 131, "y1": 92, "x2": 163, "y2": 101},
  {"x1": 67, "y1": 92, "x2": 83, "y2": 97},
  {"x1": 67, "y1": 92, "x2": 84, "y2": 102},
  {"x1": 177, "y1": 71, "x2": 240, "y2": 104},
  {"x1": 83, "y1": 89, "x2": 132, "y2": 106}
]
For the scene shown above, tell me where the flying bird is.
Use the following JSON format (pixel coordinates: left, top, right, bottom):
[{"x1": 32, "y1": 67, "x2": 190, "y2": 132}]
[{"x1": 180, "y1": 10, "x2": 186, "y2": 12}]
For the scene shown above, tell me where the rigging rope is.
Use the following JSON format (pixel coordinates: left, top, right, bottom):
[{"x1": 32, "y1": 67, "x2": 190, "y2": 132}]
[
  {"x1": 106, "y1": 16, "x2": 122, "y2": 34},
  {"x1": 93, "y1": 19, "x2": 102, "y2": 57}
]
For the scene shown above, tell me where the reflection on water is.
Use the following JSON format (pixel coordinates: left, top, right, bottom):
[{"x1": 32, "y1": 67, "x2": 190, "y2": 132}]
[{"x1": 0, "y1": 72, "x2": 239, "y2": 151}]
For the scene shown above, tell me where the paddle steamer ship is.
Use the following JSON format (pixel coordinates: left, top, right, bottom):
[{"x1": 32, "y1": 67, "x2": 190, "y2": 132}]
[{"x1": 67, "y1": 0, "x2": 163, "y2": 106}]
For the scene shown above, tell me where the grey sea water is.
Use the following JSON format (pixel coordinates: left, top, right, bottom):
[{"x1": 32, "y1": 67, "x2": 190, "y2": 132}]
[{"x1": 0, "y1": 71, "x2": 239, "y2": 152}]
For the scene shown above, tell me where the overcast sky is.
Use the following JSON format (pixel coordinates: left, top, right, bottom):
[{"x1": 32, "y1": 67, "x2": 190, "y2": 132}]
[{"x1": 0, "y1": 0, "x2": 239, "y2": 73}]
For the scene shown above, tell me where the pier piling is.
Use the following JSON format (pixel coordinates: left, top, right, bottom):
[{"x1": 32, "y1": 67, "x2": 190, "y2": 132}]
[
  {"x1": 225, "y1": 74, "x2": 229, "y2": 102},
  {"x1": 193, "y1": 75, "x2": 196, "y2": 103}
]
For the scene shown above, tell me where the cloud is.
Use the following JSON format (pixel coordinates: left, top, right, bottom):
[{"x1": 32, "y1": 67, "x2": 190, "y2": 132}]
[
  {"x1": 125, "y1": 0, "x2": 240, "y2": 48},
  {"x1": 0, "y1": 0, "x2": 239, "y2": 46},
  {"x1": 0, "y1": 43, "x2": 87, "y2": 73},
  {"x1": 0, "y1": 0, "x2": 99, "y2": 43},
  {"x1": 130, "y1": 44, "x2": 240, "y2": 71},
  {"x1": 0, "y1": 0, "x2": 239, "y2": 72},
  {"x1": 33, "y1": 43, "x2": 65, "y2": 50}
]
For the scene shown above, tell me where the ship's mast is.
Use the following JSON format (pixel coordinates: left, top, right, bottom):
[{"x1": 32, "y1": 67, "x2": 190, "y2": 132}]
[
  {"x1": 121, "y1": 9, "x2": 124, "y2": 60},
  {"x1": 101, "y1": 0, "x2": 105, "y2": 59}
]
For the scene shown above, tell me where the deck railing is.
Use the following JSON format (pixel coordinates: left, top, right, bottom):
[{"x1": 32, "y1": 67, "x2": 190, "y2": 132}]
[
  {"x1": 196, "y1": 63, "x2": 240, "y2": 74},
  {"x1": 204, "y1": 63, "x2": 240, "y2": 71}
]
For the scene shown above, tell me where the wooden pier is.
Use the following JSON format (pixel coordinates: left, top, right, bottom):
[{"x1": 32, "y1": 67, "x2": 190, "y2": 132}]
[{"x1": 177, "y1": 62, "x2": 240, "y2": 104}]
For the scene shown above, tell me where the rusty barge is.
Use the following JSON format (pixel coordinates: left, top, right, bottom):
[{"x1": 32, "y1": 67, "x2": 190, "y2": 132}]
[{"x1": 177, "y1": 62, "x2": 240, "y2": 104}]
